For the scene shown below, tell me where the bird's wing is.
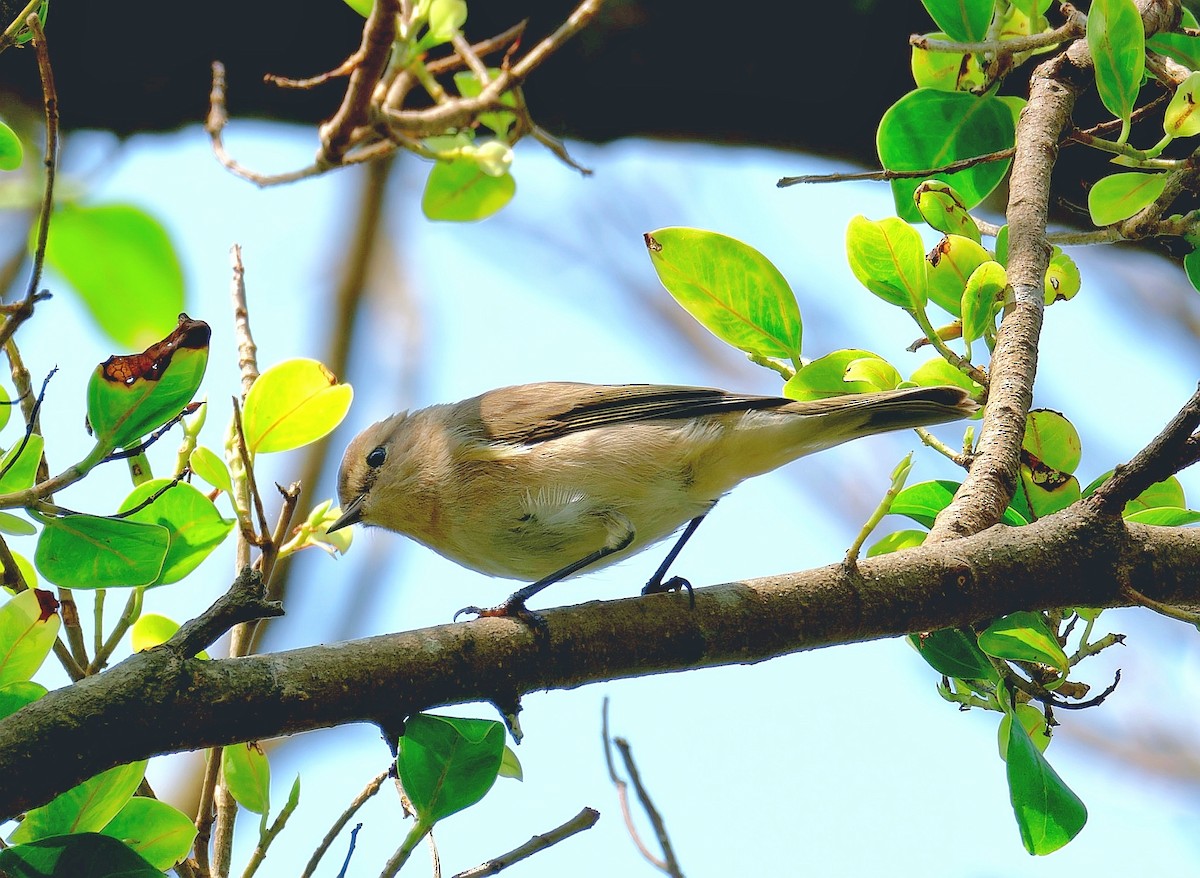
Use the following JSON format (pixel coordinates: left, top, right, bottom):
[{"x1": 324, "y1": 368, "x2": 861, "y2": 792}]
[{"x1": 473, "y1": 383, "x2": 791, "y2": 444}]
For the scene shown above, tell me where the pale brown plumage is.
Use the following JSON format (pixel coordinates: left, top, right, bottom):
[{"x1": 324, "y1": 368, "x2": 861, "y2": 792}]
[{"x1": 332, "y1": 382, "x2": 978, "y2": 614}]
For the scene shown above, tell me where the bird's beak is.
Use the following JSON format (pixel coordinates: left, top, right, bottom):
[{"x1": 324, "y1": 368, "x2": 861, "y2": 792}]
[{"x1": 328, "y1": 494, "x2": 366, "y2": 533}]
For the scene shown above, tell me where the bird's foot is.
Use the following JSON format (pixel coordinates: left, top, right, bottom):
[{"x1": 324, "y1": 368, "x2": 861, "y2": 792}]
[
  {"x1": 641, "y1": 575, "x2": 696, "y2": 608},
  {"x1": 454, "y1": 598, "x2": 549, "y2": 633}
]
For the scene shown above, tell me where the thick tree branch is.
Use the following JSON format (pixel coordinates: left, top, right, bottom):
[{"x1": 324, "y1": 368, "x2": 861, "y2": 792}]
[
  {"x1": 928, "y1": 0, "x2": 1182, "y2": 541},
  {"x1": 1, "y1": 506, "x2": 1198, "y2": 818}
]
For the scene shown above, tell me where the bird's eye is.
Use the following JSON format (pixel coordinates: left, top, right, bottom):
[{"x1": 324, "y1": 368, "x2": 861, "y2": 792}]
[{"x1": 366, "y1": 446, "x2": 387, "y2": 468}]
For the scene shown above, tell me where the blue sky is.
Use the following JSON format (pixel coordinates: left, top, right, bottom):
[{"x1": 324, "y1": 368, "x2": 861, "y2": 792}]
[{"x1": 15, "y1": 123, "x2": 1200, "y2": 875}]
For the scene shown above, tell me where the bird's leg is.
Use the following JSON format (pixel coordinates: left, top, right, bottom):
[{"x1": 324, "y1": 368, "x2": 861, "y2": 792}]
[
  {"x1": 641, "y1": 511, "x2": 711, "y2": 607},
  {"x1": 455, "y1": 518, "x2": 636, "y2": 626}
]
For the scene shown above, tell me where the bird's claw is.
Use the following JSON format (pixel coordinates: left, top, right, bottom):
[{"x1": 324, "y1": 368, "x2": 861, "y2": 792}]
[
  {"x1": 642, "y1": 575, "x2": 696, "y2": 608},
  {"x1": 453, "y1": 600, "x2": 550, "y2": 634}
]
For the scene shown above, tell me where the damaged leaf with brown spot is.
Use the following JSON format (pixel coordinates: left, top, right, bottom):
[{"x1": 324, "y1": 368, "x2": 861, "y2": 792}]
[{"x1": 86, "y1": 314, "x2": 210, "y2": 451}]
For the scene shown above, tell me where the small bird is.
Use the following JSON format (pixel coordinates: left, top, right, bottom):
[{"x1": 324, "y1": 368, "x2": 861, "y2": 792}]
[{"x1": 330, "y1": 382, "x2": 978, "y2": 619}]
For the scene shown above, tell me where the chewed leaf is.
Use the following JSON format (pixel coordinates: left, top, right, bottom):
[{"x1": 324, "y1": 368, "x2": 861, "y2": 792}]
[
  {"x1": 243, "y1": 359, "x2": 353, "y2": 454},
  {"x1": 86, "y1": 315, "x2": 210, "y2": 451}
]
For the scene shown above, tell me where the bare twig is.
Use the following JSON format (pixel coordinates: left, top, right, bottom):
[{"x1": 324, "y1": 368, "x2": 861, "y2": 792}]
[
  {"x1": 450, "y1": 808, "x2": 601, "y2": 878},
  {"x1": 301, "y1": 770, "x2": 389, "y2": 878},
  {"x1": 602, "y1": 698, "x2": 683, "y2": 877},
  {"x1": 1123, "y1": 584, "x2": 1200, "y2": 626}
]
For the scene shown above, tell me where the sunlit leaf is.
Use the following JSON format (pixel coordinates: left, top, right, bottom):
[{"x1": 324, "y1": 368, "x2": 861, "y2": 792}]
[
  {"x1": 920, "y1": 0, "x2": 992, "y2": 41},
  {"x1": 0, "y1": 589, "x2": 60, "y2": 685},
  {"x1": 0, "y1": 120, "x2": 22, "y2": 171},
  {"x1": 1087, "y1": 172, "x2": 1167, "y2": 226},
  {"x1": 784, "y1": 350, "x2": 888, "y2": 400},
  {"x1": 117, "y1": 480, "x2": 233, "y2": 585},
  {"x1": 422, "y1": 160, "x2": 515, "y2": 222},
  {"x1": 846, "y1": 215, "x2": 926, "y2": 311},
  {"x1": 35, "y1": 514, "x2": 169, "y2": 589},
  {"x1": 11, "y1": 761, "x2": 148, "y2": 843},
  {"x1": 101, "y1": 797, "x2": 197, "y2": 871},
  {"x1": 222, "y1": 743, "x2": 270, "y2": 815},
  {"x1": 645, "y1": 227, "x2": 802, "y2": 363},
  {"x1": 908, "y1": 627, "x2": 998, "y2": 681},
  {"x1": 242, "y1": 359, "x2": 353, "y2": 455}
]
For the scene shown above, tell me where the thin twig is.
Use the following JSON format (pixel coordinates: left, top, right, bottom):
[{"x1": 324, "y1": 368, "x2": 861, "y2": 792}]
[
  {"x1": 602, "y1": 698, "x2": 683, "y2": 876},
  {"x1": 193, "y1": 748, "x2": 222, "y2": 875},
  {"x1": 231, "y1": 246, "x2": 258, "y2": 398},
  {"x1": 0, "y1": 0, "x2": 43, "y2": 52},
  {"x1": 450, "y1": 808, "x2": 601, "y2": 878},
  {"x1": 22, "y1": 13, "x2": 56, "y2": 309},
  {"x1": 301, "y1": 770, "x2": 389, "y2": 878},
  {"x1": 909, "y1": 12, "x2": 1084, "y2": 58},
  {"x1": 1123, "y1": 584, "x2": 1200, "y2": 626}
]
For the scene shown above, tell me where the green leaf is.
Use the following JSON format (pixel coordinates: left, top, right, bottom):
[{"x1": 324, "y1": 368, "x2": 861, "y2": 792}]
[
  {"x1": 397, "y1": 714, "x2": 505, "y2": 824},
  {"x1": 35, "y1": 514, "x2": 169, "y2": 589},
  {"x1": 845, "y1": 215, "x2": 927, "y2": 310},
  {"x1": 454, "y1": 70, "x2": 517, "y2": 137},
  {"x1": 891, "y1": 480, "x2": 1029, "y2": 528},
  {"x1": 422, "y1": 160, "x2": 515, "y2": 222},
  {"x1": 867, "y1": 528, "x2": 927, "y2": 557},
  {"x1": 0, "y1": 589, "x2": 60, "y2": 686},
  {"x1": 1186, "y1": 247, "x2": 1200, "y2": 294},
  {"x1": 1087, "y1": 172, "x2": 1166, "y2": 226},
  {"x1": 414, "y1": 0, "x2": 467, "y2": 51},
  {"x1": 117, "y1": 480, "x2": 233, "y2": 586},
  {"x1": 1087, "y1": 0, "x2": 1145, "y2": 143},
  {"x1": 877, "y1": 90, "x2": 1015, "y2": 221},
  {"x1": 12, "y1": 761, "x2": 148, "y2": 843},
  {"x1": 100, "y1": 798, "x2": 197, "y2": 871},
  {"x1": 0, "y1": 120, "x2": 22, "y2": 171},
  {"x1": 998, "y1": 704, "x2": 1052, "y2": 759},
  {"x1": 911, "y1": 35, "x2": 986, "y2": 93},
  {"x1": 41, "y1": 204, "x2": 185, "y2": 349},
  {"x1": 86, "y1": 315, "x2": 211, "y2": 451},
  {"x1": 908, "y1": 357, "x2": 986, "y2": 399},
  {"x1": 842, "y1": 357, "x2": 901, "y2": 391},
  {"x1": 920, "y1": 0, "x2": 992, "y2": 41},
  {"x1": 1082, "y1": 471, "x2": 1189, "y2": 517},
  {"x1": 783, "y1": 349, "x2": 888, "y2": 400},
  {"x1": 960, "y1": 261, "x2": 1008, "y2": 354},
  {"x1": 978, "y1": 611, "x2": 1069, "y2": 675},
  {"x1": 1023, "y1": 410, "x2": 1081, "y2": 474},
  {"x1": 1147, "y1": 7, "x2": 1200, "y2": 69},
  {"x1": 242, "y1": 359, "x2": 353, "y2": 455},
  {"x1": 0, "y1": 681, "x2": 46, "y2": 721},
  {"x1": 1017, "y1": 464, "x2": 1080, "y2": 519},
  {"x1": 341, "y1": 0, "x2": 371, "y2": 15},
  {"x1": 914, "y1": 180, "x2": 982, "y2": 242},
  {"x1": 890, "y1": 480, "x2": 959, "y2": 528},
  {"x1": 0, "y1": 833, "x2": 164, "y2": 878},
  {"x1": 0, "y1": 512, "x2": 37, "y2": 536},
  {"x1": 222, "y1": 743, "x2": 270, "y2": 815},
  {"x1": 908, "y1": 627, "x2": 998, "y2": 680},
  {"x1": 1006, "y1": 719, "x2": 1087, "y2": 854},
  {"x1": 0, "y1": 434, "x2": 44, "y2": 493},
  {"x1": 1164, "y1": 71, "x2": 1200, "y2": 138},
  {"x1": 1044, "y1": 247, "x2": 1080, "y2": 304},
  {"x1": 189, "y1": 445, "x2": 233, "y2": 495},
  {"x1": 644, "y1": 227, "x2": 803, "y2": 363},
  {"x1": 926, "y1": 234, "x2": 993, "y2": 317},
  {"x1": 1123, "y1": 506, "x2": 1200, "y2": 526},
  {"x1": 498, "y1": 744, "x2": 524, "y2": 781}
]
